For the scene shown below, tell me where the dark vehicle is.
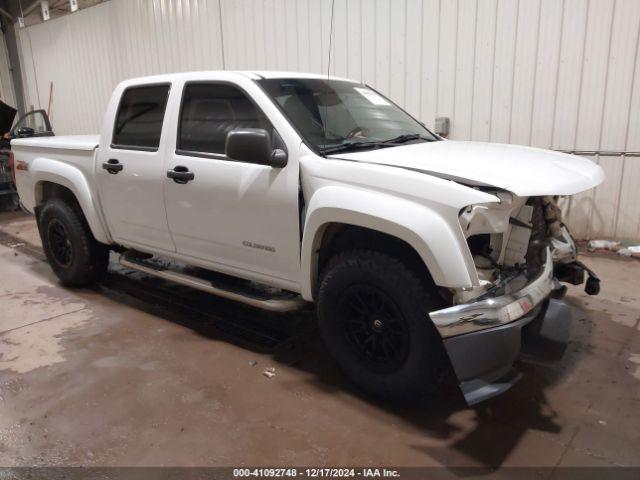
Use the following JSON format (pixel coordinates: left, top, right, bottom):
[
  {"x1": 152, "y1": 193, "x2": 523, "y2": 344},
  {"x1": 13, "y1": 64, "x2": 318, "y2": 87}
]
[{"x1": 0, "y1": 102, "x2": 53, "y2": 210}]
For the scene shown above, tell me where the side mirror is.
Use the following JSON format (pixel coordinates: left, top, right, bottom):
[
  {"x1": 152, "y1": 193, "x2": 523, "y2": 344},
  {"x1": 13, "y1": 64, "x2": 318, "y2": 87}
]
[
  {"x1": 15, "y1": 126, "x2": 35, "y2": 138},
  {"x1": 225, "y1": 128, "x2": 288, "y2": 168}
]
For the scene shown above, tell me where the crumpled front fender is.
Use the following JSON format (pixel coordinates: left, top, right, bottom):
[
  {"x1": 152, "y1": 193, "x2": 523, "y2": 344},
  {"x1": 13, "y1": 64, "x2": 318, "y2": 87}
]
[{"x1": 300, "y1": 185, "x2": 480, "y2": 301}]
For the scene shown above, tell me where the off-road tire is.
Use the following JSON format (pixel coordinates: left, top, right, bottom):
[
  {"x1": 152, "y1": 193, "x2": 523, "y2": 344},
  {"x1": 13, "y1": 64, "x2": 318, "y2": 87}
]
[
  {"x1": 38, "y1": 198, "x2": 109, "y2": 287},
  {"x1": 317, "y1": 249, "x2": 447, "y2": 403}
]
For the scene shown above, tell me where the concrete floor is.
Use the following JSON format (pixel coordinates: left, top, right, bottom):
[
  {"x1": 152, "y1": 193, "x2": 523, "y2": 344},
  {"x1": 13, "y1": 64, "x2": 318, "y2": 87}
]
[{"x1": 1, "y1": 210, "x2": 639, "y2": 470}]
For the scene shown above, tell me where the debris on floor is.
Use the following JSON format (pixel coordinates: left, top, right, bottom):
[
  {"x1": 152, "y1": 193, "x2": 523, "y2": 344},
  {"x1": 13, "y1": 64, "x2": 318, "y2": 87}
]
[
  {"x1": 262, "y1": 367, "x2": 276, "y2": 379},
  {"x1": 587, "y1": 240, "x2": 621, "y2": 252},
  {"x1": 617, "y1": 245, "x2": 640, "y2": 258},
  {"x1": 248, "y1": 360, "x2": 258, "y2": 367},
  {"x1": 587, "y1": 239, "x2": 640, "y2": 258}
]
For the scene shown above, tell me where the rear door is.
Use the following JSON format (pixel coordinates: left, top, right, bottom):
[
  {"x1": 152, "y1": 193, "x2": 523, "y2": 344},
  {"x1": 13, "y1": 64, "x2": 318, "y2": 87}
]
[{"x1": 96, "y1": 84, "x2": 175, "y2": 252}]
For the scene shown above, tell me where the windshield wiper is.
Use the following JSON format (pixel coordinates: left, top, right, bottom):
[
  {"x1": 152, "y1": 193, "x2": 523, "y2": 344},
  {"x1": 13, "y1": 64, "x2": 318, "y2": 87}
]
[
  {"x1": 320, "y1": 134, "x2": 433, "y2": 155},
  {"x1": 381, "y1": 133, "x2": 432, "y2": 144},
  {"x1": 320, "y1": 141, "x2": 394, "y2": 155},
  {"x1": 320, "y1": 133, "x2": 433, "y2": 154}
]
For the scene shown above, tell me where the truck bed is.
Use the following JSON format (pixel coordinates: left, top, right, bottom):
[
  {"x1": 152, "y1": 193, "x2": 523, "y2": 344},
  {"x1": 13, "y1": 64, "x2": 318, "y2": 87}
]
[
  {"x1": 11, "y1": 134, "x2": 101, "y2": 217},
  {"x1": 11, "y1": 134, "x2": 100, "y2": 151}
]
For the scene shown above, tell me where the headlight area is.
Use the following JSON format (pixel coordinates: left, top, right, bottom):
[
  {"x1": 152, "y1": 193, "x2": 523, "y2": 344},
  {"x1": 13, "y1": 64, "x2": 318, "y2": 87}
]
[
  {"x1": 454, "y1": 194, "x2": 600, "y2": 305},
  {"x1": 454, "y1": 191, "x2": 535, "y2": 304}
]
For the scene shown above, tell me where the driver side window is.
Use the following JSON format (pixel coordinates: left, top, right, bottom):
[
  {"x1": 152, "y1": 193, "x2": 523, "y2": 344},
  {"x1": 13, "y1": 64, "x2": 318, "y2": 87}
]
[{"x1": 177, "y1": 83, "x2": 271, "y2": 156}]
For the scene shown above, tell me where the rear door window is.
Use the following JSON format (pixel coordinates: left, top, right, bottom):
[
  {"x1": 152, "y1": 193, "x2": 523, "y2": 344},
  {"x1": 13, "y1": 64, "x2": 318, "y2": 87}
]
[{"x1": 112, "y1": 84, "x2": 170, "y2": 150}]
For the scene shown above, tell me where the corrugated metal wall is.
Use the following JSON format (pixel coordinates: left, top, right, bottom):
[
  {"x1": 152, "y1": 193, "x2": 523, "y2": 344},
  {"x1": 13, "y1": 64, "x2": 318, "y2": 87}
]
[
  {"x1": 14, "y1": 0, "x2": 640, "y2": 241},
  {"x1": 0, "y1": 30, "x2": 16, "y2": 108}
]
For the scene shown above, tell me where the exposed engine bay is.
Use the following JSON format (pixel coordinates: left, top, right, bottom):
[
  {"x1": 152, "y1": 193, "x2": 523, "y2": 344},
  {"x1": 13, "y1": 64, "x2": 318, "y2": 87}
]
[{"x1": 456, "y1": 193, "x2": 600, "y2": 305}]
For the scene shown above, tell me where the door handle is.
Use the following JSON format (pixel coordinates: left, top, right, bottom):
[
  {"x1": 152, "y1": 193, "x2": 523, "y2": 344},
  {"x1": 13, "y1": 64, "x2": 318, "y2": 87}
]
[
  {"x1": 167, "y1": 165, "x2": 195, "y2": 184},
  {"x1": 102, "y1": 158, "x2": 123, "y2": 174}
]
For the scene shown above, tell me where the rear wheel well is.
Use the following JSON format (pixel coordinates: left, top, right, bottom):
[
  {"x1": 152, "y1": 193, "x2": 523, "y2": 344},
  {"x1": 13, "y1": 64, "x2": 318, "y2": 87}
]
[
  {"x1": 35, "y1": 181, "x2": 113, "y2": 247},
  {"x1": 35, "y1": 182, "x2": 80, "y2": 213},
  {"x1": 34, "y1": 182, "x2": 94, "y2": 239},
  {"x1": 316, "y1": 224, "x2": 435, "y2": 293}
]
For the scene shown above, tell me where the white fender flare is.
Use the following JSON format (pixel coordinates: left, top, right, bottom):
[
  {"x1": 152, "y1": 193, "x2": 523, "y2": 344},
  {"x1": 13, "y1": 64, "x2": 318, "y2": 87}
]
[
  {"x1": 30, "y1": 158, "x2": 111, "y2": 244},
  {"x1": 300, "y1": 186, "x2": 479, "y2": 301}
]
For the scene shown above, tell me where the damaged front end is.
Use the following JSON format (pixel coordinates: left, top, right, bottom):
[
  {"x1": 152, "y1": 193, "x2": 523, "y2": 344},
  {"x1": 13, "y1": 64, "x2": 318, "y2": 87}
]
[
  {"x1": 430, "y1": 192, "x2": 598, "y2": 405},
  {"x1": 457, "y1": 193, "x2": 598, "y2": 303}
]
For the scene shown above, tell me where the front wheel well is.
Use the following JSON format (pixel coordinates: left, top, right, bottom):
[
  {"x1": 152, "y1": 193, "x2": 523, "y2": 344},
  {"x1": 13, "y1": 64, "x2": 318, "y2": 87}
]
[{"x1": 315, "y1": 223, "x2": 436, "y2": 293}]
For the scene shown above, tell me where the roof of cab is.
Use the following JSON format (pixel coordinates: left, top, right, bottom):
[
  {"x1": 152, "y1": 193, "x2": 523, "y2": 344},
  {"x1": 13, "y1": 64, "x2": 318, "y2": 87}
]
[{"x1": 118, "y1": 70, "x2": 360, "y2": 87}]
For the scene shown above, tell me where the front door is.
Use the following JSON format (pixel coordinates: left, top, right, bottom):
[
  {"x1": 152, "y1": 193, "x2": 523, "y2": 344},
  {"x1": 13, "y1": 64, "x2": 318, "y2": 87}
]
[
  {"x1": 9, "y1": 109, "x2": 53, "y2": 139},
  {"x1": 97, "y1": 84, "x2": 175, "y2": 252},
  {"x1": 163, "y1": 82, "x2": 300, "y2": 285}
]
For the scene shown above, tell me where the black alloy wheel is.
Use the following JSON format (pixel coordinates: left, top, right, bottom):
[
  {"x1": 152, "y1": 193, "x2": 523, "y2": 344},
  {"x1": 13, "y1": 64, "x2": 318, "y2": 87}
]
[
  {"x1": 47, "y1": 218, "x2": 73, "y2": 267},
  {"x1": 317, "y1": 249, "x2": 448, "y2": 403},
  {"x1": 38, "y1": 198, "x2": 109, "y2": 287},
  {"x1": 339, "y1": 284, "x2": 410, "y2": 373}
]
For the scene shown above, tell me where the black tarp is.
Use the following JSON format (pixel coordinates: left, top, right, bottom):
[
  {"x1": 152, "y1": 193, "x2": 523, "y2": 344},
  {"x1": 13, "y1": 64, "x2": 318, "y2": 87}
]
[{"x1": 0, "y1": 100, "x2": 17, "y2": 136}]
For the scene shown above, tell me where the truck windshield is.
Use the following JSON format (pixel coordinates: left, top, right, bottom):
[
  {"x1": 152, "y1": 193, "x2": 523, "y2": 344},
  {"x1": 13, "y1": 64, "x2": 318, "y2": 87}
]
[{"x1": 258, "y1": 78, "x2": 438, "y2": 155}]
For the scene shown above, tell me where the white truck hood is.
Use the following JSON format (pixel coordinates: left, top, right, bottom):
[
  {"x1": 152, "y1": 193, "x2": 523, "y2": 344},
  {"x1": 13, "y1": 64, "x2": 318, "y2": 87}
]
[{"x1": 331, "y1": 140, "x2": 604, "y2": 196}]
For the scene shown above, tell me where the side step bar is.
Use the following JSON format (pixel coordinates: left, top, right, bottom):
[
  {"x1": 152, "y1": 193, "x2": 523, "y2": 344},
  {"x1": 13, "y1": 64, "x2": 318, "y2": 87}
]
[{"x1": 119, "y1": 251, "x2": 307, "y2": 313}]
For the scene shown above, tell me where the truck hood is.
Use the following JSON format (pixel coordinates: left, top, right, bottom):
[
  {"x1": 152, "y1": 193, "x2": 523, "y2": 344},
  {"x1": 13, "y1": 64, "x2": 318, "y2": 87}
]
[{"x1": 330, "y1": 140, "x2": 605, "y2": 196}]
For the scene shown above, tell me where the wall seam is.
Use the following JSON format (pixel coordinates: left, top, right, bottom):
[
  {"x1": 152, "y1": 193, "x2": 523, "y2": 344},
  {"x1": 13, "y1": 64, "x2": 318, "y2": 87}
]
[
  {"x1": 615, "y1": 6, "x2": 640, "y2": 238},
  {"x1": 549, "y1": 0, "x2": 566, "y2": 150},
  {"x1": 217, "y1": 0, "x2": 226, "y2": 69},
  {"x1": 451, "y1": 0, "x2": 459, "y2": 135},
  {"x1": 487, "y1": 0, "x2": 498, "y2": 142},
  {"x1": 527, "y1": 0, "x2": 543, "y2": 146},
  {"x1": 435, "y1": 0, "x2": 440, "y2": 117},
  {"x1": 469, "y1": 0, "x2": 479, "y2": 140},
  {"x1": 588, "y1": 0, "x2": 617, "y2": 240},
  {"x1": 507, "y1": 0, "x2": 520, "y2": 143},
  {"x1": 565, "y1": 0, "x2": 590, "y2": 227},
  {"x1": 572, "y1": 0, "x2": 589, "y2": 151},
  {"x1": 417, "y1": 0, "x2": 424, "y2": 120},
  {"x1": 402, "y1": 0, "x2": 408, "y2": 108}
]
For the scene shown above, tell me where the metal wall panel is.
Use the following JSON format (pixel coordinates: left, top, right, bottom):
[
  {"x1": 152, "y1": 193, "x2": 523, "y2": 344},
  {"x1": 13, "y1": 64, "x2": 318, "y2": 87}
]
[
  {"x1": 14, "y1": 0, "x2": 640, "y2": 241},
  {"x1": 0, "y1": 31, "x2": 16, "y2": 108},
  {"x1": 17, "y1": 0, "x2": 224, "y2": 134}
]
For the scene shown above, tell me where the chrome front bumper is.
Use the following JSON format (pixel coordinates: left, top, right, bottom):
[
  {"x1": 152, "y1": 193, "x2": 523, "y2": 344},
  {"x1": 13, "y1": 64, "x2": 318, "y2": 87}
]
[{"x1": 430, "y1": 247, "x2": 554, "y2": 338}]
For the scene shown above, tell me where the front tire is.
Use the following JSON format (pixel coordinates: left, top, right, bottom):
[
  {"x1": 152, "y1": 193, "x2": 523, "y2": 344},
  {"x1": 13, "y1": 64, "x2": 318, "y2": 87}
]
[
  {"x1": 317, "y1": 250, "x2": 447, "y2": 403},
  {"x1": 38, "y1": 198, "x2": 109, "y2": 287}
]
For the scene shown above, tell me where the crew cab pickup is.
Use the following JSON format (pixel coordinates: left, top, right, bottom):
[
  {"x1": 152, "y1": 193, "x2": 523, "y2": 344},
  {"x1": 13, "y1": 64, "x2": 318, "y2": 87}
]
[{"x1": 12, "y1": 71, "x2": 604, "y2": 405}]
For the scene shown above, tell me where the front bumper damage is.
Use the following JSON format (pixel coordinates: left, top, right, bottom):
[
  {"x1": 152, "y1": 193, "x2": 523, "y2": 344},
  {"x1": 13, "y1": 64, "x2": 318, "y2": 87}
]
[
  {"x1": 429, "y1": 248, "x2": 573, "y2": 405},
  {"x1": 440, "y1": 299, "x2": 571, "y2": 405}
]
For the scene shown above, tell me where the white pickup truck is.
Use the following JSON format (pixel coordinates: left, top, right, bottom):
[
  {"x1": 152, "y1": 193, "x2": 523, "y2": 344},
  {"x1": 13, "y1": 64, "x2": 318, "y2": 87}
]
[{"x1": 12, "y1": 71, "x2": 604, "y2": 405}]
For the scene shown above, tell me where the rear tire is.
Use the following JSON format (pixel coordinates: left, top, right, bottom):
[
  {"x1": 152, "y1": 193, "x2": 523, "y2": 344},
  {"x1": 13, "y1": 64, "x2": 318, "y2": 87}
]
[
  {"x1": 38, "y1": 198, "x2": 109, "y2": 287},
  {"x1": 317, "y1": 249, "x2": 447, "y2": 403}
]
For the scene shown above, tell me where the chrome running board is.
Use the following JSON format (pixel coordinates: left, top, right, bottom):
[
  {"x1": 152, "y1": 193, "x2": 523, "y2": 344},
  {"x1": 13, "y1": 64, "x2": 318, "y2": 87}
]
[{"x1": 119, "y1": 251, "x2": 307, "y2": 313}]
